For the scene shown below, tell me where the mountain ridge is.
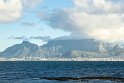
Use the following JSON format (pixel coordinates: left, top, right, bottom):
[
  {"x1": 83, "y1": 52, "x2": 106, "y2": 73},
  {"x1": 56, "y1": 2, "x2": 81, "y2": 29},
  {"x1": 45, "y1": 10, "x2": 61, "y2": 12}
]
[{"x1": 0, "y1": 39, "x2": 124, "y2": 58}]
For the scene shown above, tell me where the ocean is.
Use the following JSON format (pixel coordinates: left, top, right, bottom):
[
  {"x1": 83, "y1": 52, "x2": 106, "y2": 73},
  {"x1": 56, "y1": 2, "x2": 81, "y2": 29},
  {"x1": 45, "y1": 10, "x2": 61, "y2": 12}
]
[{"x1": 0, "y1": 61, "x2": 123, "y2": 83}]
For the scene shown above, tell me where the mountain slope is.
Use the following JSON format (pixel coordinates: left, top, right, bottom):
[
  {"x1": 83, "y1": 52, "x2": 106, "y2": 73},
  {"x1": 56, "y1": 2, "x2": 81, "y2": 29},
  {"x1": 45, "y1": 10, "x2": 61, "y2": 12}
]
[
  {"x1": 0, "y1": 39, "x2": 124, "y2": 58},
  {"x1": 41, "y1": 39, "x2": 101, "y2": 53},
  {"x1": 62, "y1": 50, "x2": 110, "y2": 58},
  {"x1": 0, "y1": 41, "x2": 39, "y2": 58}
]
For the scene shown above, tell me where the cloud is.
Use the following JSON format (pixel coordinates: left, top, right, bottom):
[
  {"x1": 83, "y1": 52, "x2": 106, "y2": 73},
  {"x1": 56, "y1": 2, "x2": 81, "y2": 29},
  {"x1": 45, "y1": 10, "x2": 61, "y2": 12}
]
[
  {"x1": 8, "y1": 36, "x2": 51, "y2": 42},
  {"x1": 38, "y1": 10, "x2": 77, "y2": 32},
  {"x1": 29, "y1": 36, "x2": 51, "y2": 42},
  {"x1": 0, "y1": 0, "x2": 43, "y2": 23},
  {"x1": 23, "y1": 0, "x2": 43, "y2": 8},
  {"x1": 39, "y1": 9, "x2": 93, "y2": 39},
  {"x1": 40, "y1": 0, "x2": 124, "y2": 42},
  {"x1": 74, "y1": 0, "x2": 124, "y2": 14},
  {"x1": 0, "y1": 0, "x2": 22, "y2": 23},
  {"x1": 53, "y1": 35, "x2": 89, "y2": 40},
  {"x1": 21, "y1": 22, "x2": 35, "y2": 26},
  {"x1": 8, "y1": 36, "x2": 29, "y2": 41}
]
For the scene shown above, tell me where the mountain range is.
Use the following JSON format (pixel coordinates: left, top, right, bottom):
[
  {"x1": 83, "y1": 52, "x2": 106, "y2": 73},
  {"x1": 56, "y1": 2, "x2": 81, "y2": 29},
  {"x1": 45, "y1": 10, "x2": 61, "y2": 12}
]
[{"x1": 0, "y1": 39, "x2": 124, "y2": 58}]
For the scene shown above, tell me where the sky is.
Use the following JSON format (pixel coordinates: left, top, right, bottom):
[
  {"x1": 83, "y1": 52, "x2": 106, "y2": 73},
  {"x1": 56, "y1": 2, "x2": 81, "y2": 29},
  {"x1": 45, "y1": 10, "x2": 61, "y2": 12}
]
[
  {"x1": 0, "y1": 0, "x2": 124, "y2": 51},
  {"x1": 0, "y1": 0, "x2": 73, "y2": 51}
]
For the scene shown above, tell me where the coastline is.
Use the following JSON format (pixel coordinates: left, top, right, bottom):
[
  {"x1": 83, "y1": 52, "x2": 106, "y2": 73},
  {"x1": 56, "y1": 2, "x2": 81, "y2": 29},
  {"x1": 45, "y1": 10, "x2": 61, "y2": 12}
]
[{"x1": 0, "y1": 57, "x2": 124, "y2": 61}]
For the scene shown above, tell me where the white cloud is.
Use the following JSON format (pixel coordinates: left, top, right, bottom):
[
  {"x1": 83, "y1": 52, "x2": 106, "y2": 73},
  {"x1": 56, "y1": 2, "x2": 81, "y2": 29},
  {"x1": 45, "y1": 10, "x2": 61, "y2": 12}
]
[
  {"x1": 69, "y1": 0, "x2": 124, "y2": 42},
  {"x1": 0, "y1": 0, "x2": 22, "y2": 23},
  {"x1": 23, "y1": 0, "x2": 43, "y2": 8},
  {"x1": 0, "y1": 0, "x2": 43, "y2": 23},
  {"x1": 74, "y1": 0, "x2": 124, "y2": 14},
  {"x1": 69, "y1": 11, "x2": 124, "y2": 42},
  {"x1": 41, "y1": 0, "x2": 124, "y2": 42}
]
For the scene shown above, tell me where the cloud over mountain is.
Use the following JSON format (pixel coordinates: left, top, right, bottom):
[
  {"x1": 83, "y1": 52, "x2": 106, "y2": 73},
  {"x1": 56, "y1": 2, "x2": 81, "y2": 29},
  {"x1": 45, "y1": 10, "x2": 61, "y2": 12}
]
[
  {"x1": 40, "y1": 0, "x2": 124, "y2": 42},
  {"x1": 8, "y1": 36, "x2": 51, "y2": 42}
]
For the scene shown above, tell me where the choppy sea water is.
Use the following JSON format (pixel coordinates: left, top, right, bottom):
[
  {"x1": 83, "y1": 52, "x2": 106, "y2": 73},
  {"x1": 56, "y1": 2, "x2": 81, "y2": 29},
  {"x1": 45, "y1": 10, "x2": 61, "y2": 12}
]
[{"x1": 0, "y1": 61, "x2": 123, "y2": 83}]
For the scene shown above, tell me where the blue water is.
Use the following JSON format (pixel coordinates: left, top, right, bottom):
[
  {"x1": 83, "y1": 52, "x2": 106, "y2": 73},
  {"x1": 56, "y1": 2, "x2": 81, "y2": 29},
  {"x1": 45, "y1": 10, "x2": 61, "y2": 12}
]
[{"x1": 0, "y1": 61, "x2": 123, "y2": 83}]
